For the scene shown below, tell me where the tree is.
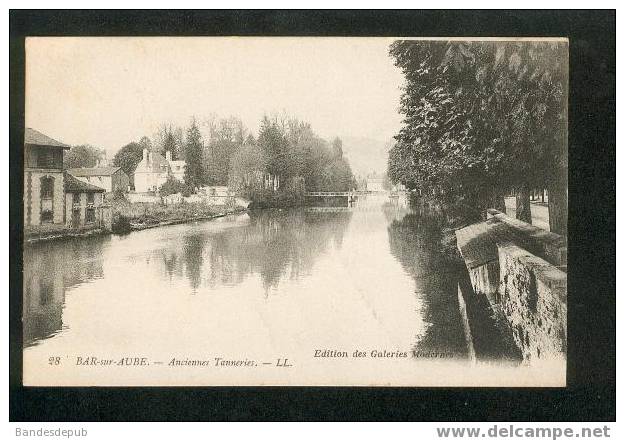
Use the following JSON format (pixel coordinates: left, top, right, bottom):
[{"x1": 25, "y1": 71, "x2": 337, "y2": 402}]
[
  {"x1": 113, "y1": 141, "x2": 143, "y2": 188},
  {"x1": 318, "y1": 157, "x2": 356, "y2": 192},
  {"x1": 159, "y1": 175, "x2": 192, "y2": 197},
  {"x1": 173, "y1": 127, "x2": 185, "y2": 161},
  {"x1": 257, "y1": 115, "x2": 292, "y2": 191},
  {"x1": 204, "y1": 117, "x2": 246, "y2": 185},
  {"x1": 63, "y1": 144, "x2": 104, "y2": 168},
  {"x1": 332, "y1": 137, "x2": 343, "y2": 159},
  {"x1": 139, "y1": 136, "x2": 153, "y2": 152},
  {"x1": 183, "y1": 119, "x2": 205, "y2": 190},
  {"x1": 228, "y1": 135, "x2": 266, "y2": 199},
  {"x1": 156, "y1": 124, "x2": 179, "y2": 159},
  {"x1": 388, "y1": 40, "x2": 567, "y2": 230}
]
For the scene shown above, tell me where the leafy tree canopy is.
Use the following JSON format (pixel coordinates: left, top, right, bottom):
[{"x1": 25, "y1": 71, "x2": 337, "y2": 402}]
[
  {"x1": 113, "y1": 141, "x2": 143, "y2": 178},
  {"x1": 64, "y1": 144, "x2": 104, "y2": 169},
  {"x1": 388, "y1": 40, "x2": 567, "y2": 214},
  {"x1": 183, "y1": 119, "x2": 205, "y2": 189}
]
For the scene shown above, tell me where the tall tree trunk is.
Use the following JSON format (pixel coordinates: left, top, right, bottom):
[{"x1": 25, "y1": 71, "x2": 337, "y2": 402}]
[
  {"x1": 541, "y1": 188, "x2": 545, "y2": 203},
  {"x1": 491, "y1": 190, "x2": 507, "y2": 214},
  {"x1": 548, "y1": 178, "x2": 568, "y2": 236},
  {"x1": 515, "y1": 183, "x2": 532, "y2": 224}
]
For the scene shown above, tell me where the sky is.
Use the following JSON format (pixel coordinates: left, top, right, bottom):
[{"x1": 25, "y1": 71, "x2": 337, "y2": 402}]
[{"x1": 25, "y1": 37, "x2": 405, "y2": 158}]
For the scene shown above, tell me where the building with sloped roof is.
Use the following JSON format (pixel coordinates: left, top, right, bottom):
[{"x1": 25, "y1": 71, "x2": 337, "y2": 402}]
[
  {"x1": 133, "y1": 148, "x2": 187, "y2": 193},
  {"x1": 63, "y1": 173, "x2": 109, "y2": 229},
  {"x1": 24, "y1": 128, "x2": 112, "y2": 233},
  {"x1": 69, "y1": 166, "x2": 129, "y2": 193},
  {"x1": 24, "y1": 128, "x2": 70, "y2": 227},
  {"x1": 133, "y1": 149, "x2": 171, "y2": 192}
]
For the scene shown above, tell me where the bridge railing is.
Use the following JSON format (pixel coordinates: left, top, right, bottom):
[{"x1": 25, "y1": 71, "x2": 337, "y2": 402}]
[{"x1": 305, "y1": 192, "x2": 351, "y2": 197}]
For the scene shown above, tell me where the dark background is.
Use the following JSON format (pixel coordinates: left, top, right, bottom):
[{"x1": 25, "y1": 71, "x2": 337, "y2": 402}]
[{"x1": 9, "y1": 10, "x2": 616, "y2": 421}]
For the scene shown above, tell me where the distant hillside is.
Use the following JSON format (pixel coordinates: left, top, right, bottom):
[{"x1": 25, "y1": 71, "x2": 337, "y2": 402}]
[{"x1": 340, "y1": 136, "x2": 392, "y2": 178}]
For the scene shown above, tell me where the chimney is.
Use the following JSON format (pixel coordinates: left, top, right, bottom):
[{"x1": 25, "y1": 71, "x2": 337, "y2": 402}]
[
  {"x1": 142, "y1": 148, "x2": 148, "y2": 161},
  {"x1": 166, "y1": 150, "x2": 172, "y2": 162}
]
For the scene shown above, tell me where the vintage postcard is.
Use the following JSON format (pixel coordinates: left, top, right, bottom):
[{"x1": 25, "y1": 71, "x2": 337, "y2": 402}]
[{"x1": 22, "y1": 37, "x2": 568, "y2": 387}]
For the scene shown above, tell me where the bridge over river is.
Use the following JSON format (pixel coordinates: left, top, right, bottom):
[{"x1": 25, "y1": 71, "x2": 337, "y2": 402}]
[{"x1": 305, "y1": 190, "x2": 407, "y2": 206}]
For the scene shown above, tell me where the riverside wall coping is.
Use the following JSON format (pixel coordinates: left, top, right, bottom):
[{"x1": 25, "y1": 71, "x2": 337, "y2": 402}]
[
  {"x1": 486, "y1": 208, "x2": 567, "y2": 267},
  {"x1": 457, "y1": 209, "x2": 567, "y2": 270}
]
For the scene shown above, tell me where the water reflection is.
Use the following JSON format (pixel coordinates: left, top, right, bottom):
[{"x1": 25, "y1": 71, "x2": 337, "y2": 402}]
[
  {"x1": 23, "y1": 236, "x2": 108, "y2": 346},
  {"x1": 386, "y1": 203, "x2": 469, "y2": 358},
  {"x1": 154, "y1": 210, "x2": 353, "y2": 293},
  {"x1": 23, "y1": 196, "x2": 467, "y2": 364}
]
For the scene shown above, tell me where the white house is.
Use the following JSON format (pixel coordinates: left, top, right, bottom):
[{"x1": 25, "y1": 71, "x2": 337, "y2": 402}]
[
  {"x1": 133, "y1": 149, "x2": 187, "y2": 193},
  {"x1": 133, "y1": 150, "x2": 165, "y2": 192},
  {"x1": 367, "y1": 177, "x2": 386, "y2": 192}
]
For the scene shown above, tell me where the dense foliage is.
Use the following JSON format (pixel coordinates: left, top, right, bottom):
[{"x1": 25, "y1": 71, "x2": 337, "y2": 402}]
[
  {"x1": 203, "y1": 117, "x2": 247, "y2": 186},
  {"x1": 183, "y1": 119, "x2": 205, "y2": 190},
  {"x1": 228, "y1": 115, "x2": 355, "y2": 206},
  {"x1": 388, "y1": 40, "x2": 568, "y2": 232},
  {"x1": 225, "y1": 115, "x2": 356, "y2": 205},
  {"x1": 63, "y1": 144, "x2": 104, "y2": 169},
  {"x1": 159, "y1": 175, "x2": 193, "y2": 197},
  {"x1": 112, "y1": 114, "x2": 355, "y2": 207},
  {"x1": 155, "y1": 124, "x2": 184, "y2": 160},
  {"x1": 113, "y1": 141, "x2": 143, "y2": 188}
]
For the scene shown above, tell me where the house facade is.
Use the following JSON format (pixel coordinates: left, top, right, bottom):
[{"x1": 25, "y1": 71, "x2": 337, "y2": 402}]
[
  {"x1": 366, "y1": 177, "x2": 386, "y2": 192},
  {"x1": 134, "y1": 149, "x2": 171, "y2": 192},
  {"x1": 23, "y1": 128, "x2": 71, "y2": 227},
  {"x1": 69, "y1": 166, "x2": 129, "y2": 193},
  {"x1": 64, "y1": 174, "x2": 108, "y2": 229},
  {"x1": 133, "y1": 148, "x2": 187, "y2": 193}
]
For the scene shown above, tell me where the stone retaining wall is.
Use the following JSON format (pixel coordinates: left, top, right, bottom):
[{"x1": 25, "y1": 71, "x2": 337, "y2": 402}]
[
  {"x1": 498, "y1": 243, "x2": 567, "y2": 361},
  {"x1": 456, "y1": 211, "x2": 567, "y2": 363},
  {"x1": 487, "y1": 208, "x2": 567, "y2": 268}
]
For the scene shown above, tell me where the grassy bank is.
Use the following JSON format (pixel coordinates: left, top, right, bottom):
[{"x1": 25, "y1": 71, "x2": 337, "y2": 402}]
[{"x1": 110, "y1": 198, "x2": 245, "y2": 233}]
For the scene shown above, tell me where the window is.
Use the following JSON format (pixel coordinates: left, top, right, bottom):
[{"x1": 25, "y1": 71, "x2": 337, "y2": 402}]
[
  {"x1": 36, "y1": 149, "x2": 62, "y2": 169},
  {"x1": 40, "y1": 176, "x2": 54, "y2": 223},
  {"x1": 40, "y1": 209, "x2": 54, "y2": 223},
  {"x1": 87, "y1": 192, "x2": 95, "y2": 204},
  {"x1": 36, "y1": 150, "x2": 53, "y2": 168},
  {"x1": 73, "y1": 193, "x2": 81, "y2": 205},
  {"x1": 41, "y1": 176, "x2": 54, "y2": 199},
  {"x1": 85, "y1": 208, "x2": 96, "y2": 223}
]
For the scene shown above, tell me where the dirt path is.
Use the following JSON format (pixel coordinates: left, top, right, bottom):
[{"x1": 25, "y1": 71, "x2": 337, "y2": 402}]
[{"x1": 504, "y1": 197, "x2": 550, "y2": 231}]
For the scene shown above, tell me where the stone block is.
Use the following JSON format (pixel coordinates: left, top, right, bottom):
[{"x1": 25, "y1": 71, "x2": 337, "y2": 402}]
[{"x1": 498, "y1": 243, "x2": 567, "y2": 362}]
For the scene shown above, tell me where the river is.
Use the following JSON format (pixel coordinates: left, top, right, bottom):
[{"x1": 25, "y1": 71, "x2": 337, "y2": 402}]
[{"x1": 23, "y1": 194, "x2": 476, "y2": 386}]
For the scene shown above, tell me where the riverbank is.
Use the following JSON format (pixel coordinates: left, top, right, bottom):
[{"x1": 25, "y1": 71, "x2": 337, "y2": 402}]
[
  {"x1": 24, "y1": 200, "x2": 247, "y2": 244},
  {"x1": 24, "y1": 226, "x2": 109, "y2": 245},
  {"x1": 110, "y1": 198, "x2": 247, "y2": 233}
]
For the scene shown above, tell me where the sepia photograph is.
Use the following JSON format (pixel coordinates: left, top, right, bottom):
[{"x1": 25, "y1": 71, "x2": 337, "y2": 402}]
[
  {"x1": 22, "y1": 37, "x2": 568, "y2": 386},
  {"x1": 19, "y1": 35, "x2": 570, "y2": 387}
]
